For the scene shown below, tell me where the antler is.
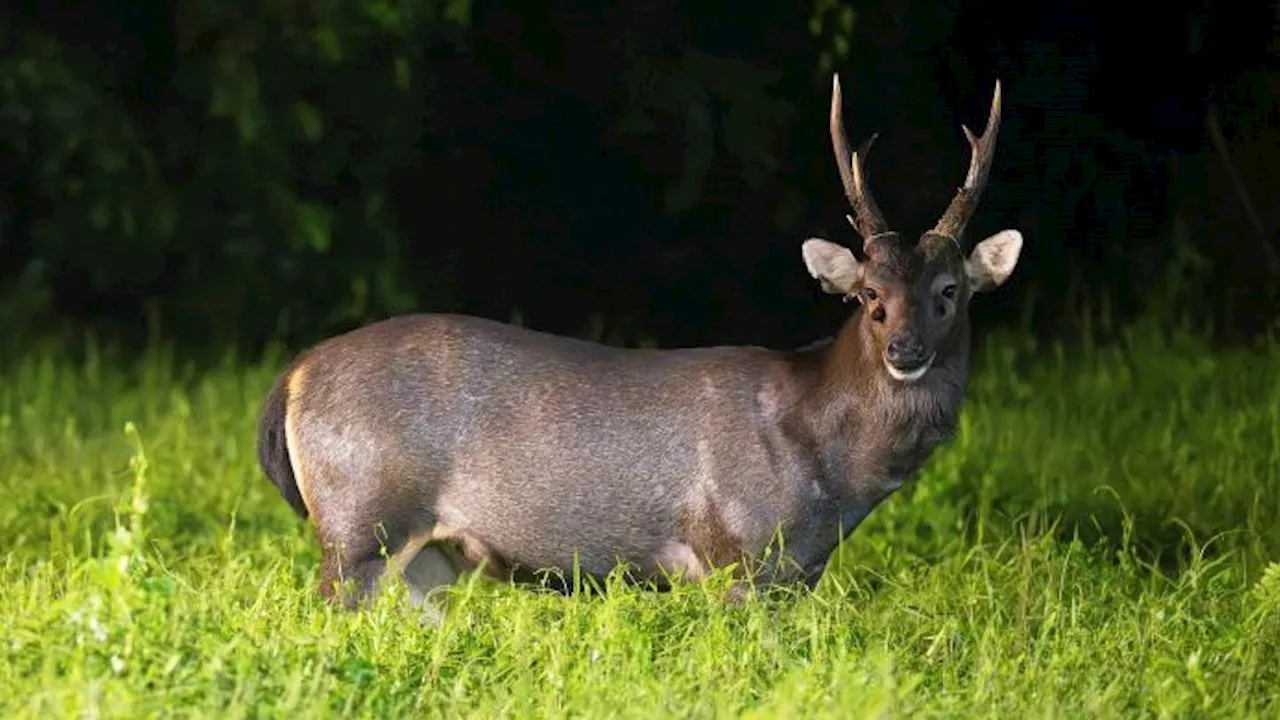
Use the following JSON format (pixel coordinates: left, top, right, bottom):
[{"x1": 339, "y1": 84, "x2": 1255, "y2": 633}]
[
  {"x1": 930, "y1": 80, "x2": 1003, "y2": 244},
  {"x1": 830, "y1": 75, "x2": 889, "y2": 243}
]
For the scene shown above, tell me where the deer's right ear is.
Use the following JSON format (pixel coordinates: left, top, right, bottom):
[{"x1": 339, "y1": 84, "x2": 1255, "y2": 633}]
[{"x1": 802, "y1": 238, "x2": 864, "y2": 296}]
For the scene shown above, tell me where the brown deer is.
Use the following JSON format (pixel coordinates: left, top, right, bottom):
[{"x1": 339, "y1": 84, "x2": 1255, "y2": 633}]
[{"x1": 257, "y1": 75, "x2": 1022, "y2": 613}]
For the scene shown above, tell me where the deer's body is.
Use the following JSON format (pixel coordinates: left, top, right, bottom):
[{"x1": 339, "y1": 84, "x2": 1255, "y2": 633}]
[
  {"x1": 260, "y1": 310, "x2": 968, "y2": 602},
  {"x1": 258, "y1": 75, "x2": 1023, "y2": 612}
]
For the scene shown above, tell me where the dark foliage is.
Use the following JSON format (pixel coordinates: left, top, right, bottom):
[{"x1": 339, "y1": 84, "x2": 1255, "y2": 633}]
[{"x1": 0, "y1": 0, "x2": 1276, "y2": 356}]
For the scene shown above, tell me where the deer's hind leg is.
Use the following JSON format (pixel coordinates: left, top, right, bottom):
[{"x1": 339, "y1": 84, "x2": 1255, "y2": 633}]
[
  {"x1": 316, "y1": 535, "x2": 393, "y2": 610},
  {"x1": 315, "y1": 525, "x2": 460, "y2": 620}
]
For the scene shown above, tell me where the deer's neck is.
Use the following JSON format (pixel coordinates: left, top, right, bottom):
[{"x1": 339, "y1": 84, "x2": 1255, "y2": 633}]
[{"x1": 798, "y1": 318, "x2": 970, "y2": 507}]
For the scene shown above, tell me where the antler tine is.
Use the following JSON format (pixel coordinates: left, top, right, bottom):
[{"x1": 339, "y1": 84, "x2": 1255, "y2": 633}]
[
  {"x1": 930, "y1": 80, "x2": 1003, "y2": 245},
  {"x1": 830, "y1": 74, "x2": 889, "y2": 243}
]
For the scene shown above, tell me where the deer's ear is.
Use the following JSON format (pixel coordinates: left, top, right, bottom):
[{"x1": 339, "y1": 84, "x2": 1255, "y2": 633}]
[
  {"x1": 802, "y1": 238, "x2": 864, "y2": 296},
  {"x1": 965, "y1": 229, "x2": 1023, "y2": 293}
]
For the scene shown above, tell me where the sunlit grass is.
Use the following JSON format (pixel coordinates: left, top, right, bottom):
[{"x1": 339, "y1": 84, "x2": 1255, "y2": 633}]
[{"x1": 2, "y1": 318, "x2": 1278, "y2": 717}]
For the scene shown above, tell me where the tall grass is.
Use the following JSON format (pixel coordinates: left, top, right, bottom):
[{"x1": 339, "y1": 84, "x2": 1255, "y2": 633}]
[{"x1": 1, "y1": 316, "x2": 1278, "y2": 717}]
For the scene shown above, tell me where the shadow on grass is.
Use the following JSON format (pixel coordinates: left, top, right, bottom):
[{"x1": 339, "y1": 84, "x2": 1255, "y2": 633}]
[{"x1": 960, "y1": 491, "x2": 1269, "y2": 581}]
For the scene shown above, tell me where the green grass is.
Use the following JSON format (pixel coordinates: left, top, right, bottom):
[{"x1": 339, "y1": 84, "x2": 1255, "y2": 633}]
[{"x1": 2, "y1": 319, "x2": 1279, "y2": 718}]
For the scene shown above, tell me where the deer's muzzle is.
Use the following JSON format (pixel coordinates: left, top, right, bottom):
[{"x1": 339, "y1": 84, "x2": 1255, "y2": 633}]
[{"x1": 884, "y1": 333, "x2": 934, "y2": 382}]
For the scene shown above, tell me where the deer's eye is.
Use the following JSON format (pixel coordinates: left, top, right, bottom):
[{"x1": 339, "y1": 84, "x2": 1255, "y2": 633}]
[
  {"x1": 862, "y1": 288, "x2": 878, "y2": 303},
  {"x1": 940, "y1": 283, "x2": 957, "y2": 300}
]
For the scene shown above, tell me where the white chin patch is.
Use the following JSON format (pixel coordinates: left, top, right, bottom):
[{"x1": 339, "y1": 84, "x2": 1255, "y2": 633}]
[{"x1": 885, "y1": 353, "x2": 936, "y2": 383}]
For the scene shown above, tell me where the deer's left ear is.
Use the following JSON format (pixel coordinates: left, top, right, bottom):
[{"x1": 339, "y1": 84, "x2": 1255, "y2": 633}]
[
  {"x1": 965, "y1": 229, "x2": 1023, "y2": 293},
  {"x1": 802, "y1": 238, "x2": 864, "y2": 296}
]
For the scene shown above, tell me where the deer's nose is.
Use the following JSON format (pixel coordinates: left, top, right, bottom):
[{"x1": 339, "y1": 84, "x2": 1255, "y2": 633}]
[{"x1": 885, "y1": 333, "x2": 928, "y2": 369}]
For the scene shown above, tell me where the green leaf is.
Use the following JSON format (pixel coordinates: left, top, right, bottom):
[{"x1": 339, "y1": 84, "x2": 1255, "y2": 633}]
[
  {"x1": 90, "y1": 200, "x2": 111, "y2": 231},
  {"x1": 313, "y1": 26, "x2": 343, "y2": 63},
  {"x1": 235, "y1": 106, "x2": 260, "y2": 142},
  {"x1": 394, "y1": 56, "x2": 411, "y2": 92},
  {"x1": 295, "y1": 202, "x2": 332, "y2": 253},
  {"x1": 293, "y1": 100, "x2": 324, "y2": 141},
  {"x1": 839, "y1": 5, "x2": 856, "y2": 33},
  {"x1": 363, "y1": 1, "x2": 405, "y2": 32},
  {"x1": 445, "y1": 0, "x2": 472, "y2": 26}
]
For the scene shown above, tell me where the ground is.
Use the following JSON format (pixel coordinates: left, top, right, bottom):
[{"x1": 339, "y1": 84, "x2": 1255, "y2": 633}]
[{"x1": 1, "y1": 317, "x2": 1278, "y2": 717}]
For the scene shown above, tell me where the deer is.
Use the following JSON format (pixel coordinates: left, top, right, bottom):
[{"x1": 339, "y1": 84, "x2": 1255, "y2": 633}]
[{"x1": 256, "y1": 74, "x2": 1023, "y2": 615}]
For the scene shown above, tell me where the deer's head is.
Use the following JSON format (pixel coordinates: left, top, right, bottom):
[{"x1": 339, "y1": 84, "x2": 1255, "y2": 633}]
[{"x1": 803, "y1": 75, "x2": 1023, "y2": 383}]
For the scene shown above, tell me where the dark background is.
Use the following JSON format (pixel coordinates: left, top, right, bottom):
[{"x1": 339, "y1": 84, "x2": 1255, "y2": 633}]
[{"x1": 1, "y1": 0, "x2": 1276, "y2": 358}]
